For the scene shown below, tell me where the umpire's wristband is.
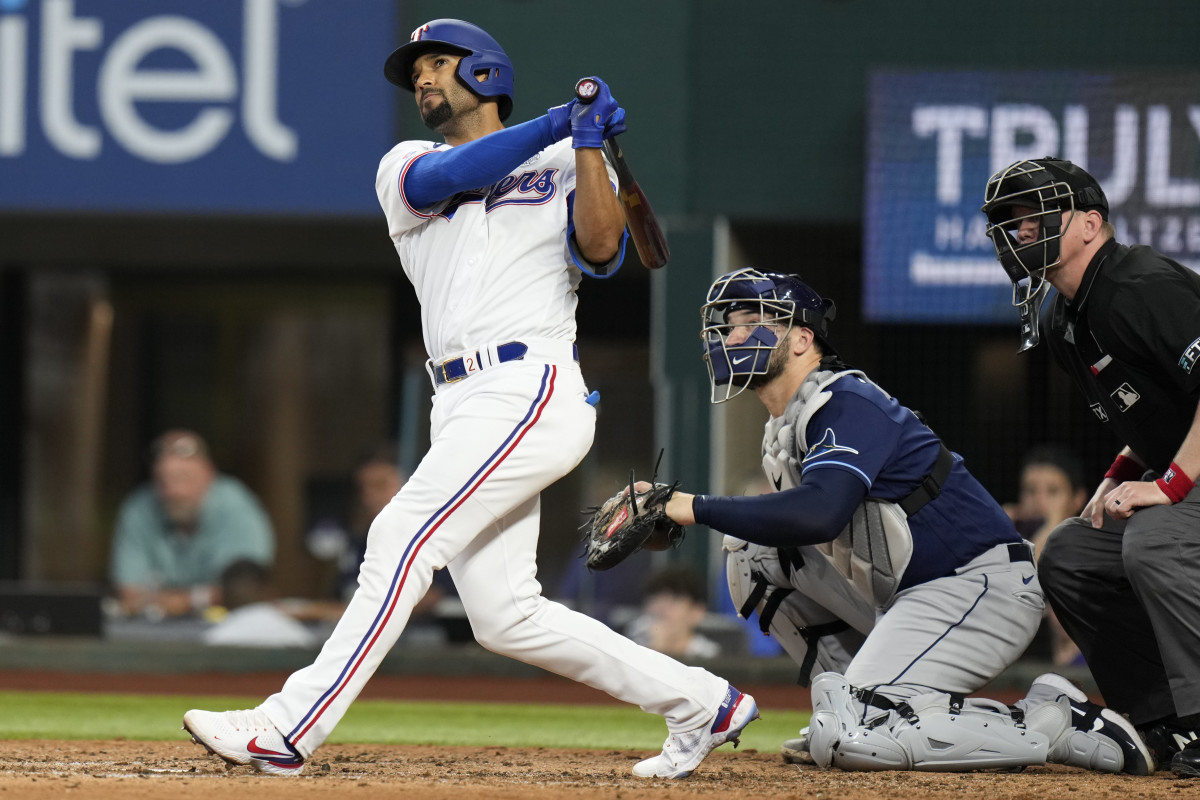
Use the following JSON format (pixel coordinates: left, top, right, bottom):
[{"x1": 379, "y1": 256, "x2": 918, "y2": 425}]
[
  {"x1": 1104, "y1": 454, "x2": 1144, "y2": 483},
  {"x1": 1156, "y1": 462, "x2": 1195, "y2": 503}
]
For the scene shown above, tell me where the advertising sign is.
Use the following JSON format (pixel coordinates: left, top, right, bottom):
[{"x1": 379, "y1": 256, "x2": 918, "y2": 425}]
[
  {"x1": 864, "y1": 70, "x2": 1200, "y2": 322},
  {"x1": 0, "y1": 0, "x2": 396, "y2": 214}
]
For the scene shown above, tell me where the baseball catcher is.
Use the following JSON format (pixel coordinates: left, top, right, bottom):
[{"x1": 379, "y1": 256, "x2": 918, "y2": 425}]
[{"x1": 636, "y1": 267, "x2": 1156, "y2": 774}]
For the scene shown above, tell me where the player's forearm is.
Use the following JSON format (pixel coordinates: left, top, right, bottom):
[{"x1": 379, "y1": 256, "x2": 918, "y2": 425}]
[
  {"x1": 403, "y1": 116, "x2": 558, "y2": 208},
  {"x1": 117, "y1": 585, "x2": 196, "y2": 617},
  {"x1": 691, "y1": 476, "x2": 863, "y2": 547},
  {"x1": 570, "y1": 148, "x2": 625, "y2": 263}
]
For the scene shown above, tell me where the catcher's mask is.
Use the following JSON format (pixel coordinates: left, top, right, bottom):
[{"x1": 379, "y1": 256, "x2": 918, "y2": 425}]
[
  {"x1": 700, "y1": 268, "x2": 836, "y2": 403},
  {"x1": 981, "y1": 158, "x2": 1108, "y2": 351},
  {"x1": 384, "y1": 19, "x2": 515, "y2": 121}
]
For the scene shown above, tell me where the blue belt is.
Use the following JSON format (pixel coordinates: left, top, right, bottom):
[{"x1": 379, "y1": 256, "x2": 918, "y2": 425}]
[{"x1": 431, "y1": 341, "x2": 579, "y2": 386}]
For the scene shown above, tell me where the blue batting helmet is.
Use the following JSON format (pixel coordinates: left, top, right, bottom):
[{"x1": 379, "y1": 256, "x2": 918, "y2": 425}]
[
  {"x1": 384, "y1": 19, "x2": 515, "y2": 121},
  {"x1": 700, "y1": 268, "x2": 836, "y2": 403}
]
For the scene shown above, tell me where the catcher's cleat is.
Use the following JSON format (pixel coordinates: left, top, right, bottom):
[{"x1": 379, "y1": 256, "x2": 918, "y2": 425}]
[
  {"x1": 183, "y1": 708, "x2": 305, "y2": 776},
  {"x1": 632, "y1": 686, "x2": 760, "y2": 779},
  {"x1": 781, "y1": 726, "x2": 814, "y2": 765},
  {"x1": 1031, "y1": 673, "x2": 1155, "y2": 775}
]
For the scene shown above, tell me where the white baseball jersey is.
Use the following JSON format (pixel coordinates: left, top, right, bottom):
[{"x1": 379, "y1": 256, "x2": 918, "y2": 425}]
[{"x1": 376, "y1": 138, "x2": 584, "y2": 362}]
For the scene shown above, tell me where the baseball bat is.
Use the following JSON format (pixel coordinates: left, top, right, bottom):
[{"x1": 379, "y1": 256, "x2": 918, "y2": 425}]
[{"x1": 574, "y1": 78, "x2": 671, "y2": 269}]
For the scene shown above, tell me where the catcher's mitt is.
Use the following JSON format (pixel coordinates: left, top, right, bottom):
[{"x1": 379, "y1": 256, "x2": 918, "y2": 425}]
[{"x1": 582, "y1": 471, "x2": 685, "y2": 571}]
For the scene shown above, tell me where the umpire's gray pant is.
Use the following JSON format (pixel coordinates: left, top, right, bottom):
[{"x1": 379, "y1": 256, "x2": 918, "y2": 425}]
[{"x1": 1039, "y1": 488, "x2": 1200, "y2": 726}]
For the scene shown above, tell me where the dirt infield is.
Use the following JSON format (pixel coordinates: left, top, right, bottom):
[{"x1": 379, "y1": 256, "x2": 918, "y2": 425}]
[
  {"x1": 1, "y1": 670, "x2": 1194, "y2": 799},
  {"x1": 1, "y1": 740, "x2": 1192, "y2": 800}
]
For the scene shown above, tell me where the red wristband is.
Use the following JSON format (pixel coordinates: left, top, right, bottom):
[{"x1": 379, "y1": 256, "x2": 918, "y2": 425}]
[
  {"x1": 1156, "y1": 462, "x2": 1195, "y2": 503},
  {"x1": 1104, "y1": 454, "x2": 1144, "y2": 483}
]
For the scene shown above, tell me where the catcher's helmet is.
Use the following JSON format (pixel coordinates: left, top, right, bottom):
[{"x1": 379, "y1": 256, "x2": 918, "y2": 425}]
[
  {"x1": 981, "y1": 158, "x2": 1108, "y2": 348},
  {"x1": 700, "y1": 268, "x2": 836, "y2": 403},
  {"x1": 384, "y1": 19, "x2": 515, "y2": 121}
]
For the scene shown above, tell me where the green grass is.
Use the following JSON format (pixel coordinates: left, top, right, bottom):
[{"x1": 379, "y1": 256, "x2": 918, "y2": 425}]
[{"x1": 0, "y1": 691, "x2": 809, "y2": 752}]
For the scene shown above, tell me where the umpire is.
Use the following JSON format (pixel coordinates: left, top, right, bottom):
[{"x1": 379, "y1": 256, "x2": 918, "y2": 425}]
[{"x1": 983, "y1": 157, "x2": 1200, "y2": 777}]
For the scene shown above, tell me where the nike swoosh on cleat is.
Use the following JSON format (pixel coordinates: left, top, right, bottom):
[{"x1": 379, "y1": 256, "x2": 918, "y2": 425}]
[{"x1": 247, "y1": 737, "x2": 293, "y2": 759}]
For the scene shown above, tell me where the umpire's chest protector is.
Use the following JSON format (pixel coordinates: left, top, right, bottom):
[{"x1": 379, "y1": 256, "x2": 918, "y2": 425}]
[{"x1": 760, "y1": 368, "x2": 914, "y2": 608}]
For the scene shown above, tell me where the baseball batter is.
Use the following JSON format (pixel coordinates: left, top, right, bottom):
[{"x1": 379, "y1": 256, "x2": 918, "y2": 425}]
[
  {"x1": 182, "y1": 19, "x2": 757, "y2": 779},
  {"x1": 652, "y1": 267, "x2": 1153, "y2": 773}
]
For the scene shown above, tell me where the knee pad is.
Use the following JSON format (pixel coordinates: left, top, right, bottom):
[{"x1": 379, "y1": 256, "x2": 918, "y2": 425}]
[
  {"x1": 830, "y1": 725, "x2": 912, "y2": 771},
  {"x1": 892, "y1": 693, "x2": 1049, "y2": 771},
  {"x1": 817, "y1": 687, "x2": 1049, "y2": 773},
  {"x1": 808, "y1": 672, "x2": 862, "y2": 769}
]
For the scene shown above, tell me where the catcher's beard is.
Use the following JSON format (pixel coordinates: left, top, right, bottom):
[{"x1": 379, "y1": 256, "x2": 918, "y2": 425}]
[{"x1": 745, "y1": 339, "x2": 790, "y2": 391}]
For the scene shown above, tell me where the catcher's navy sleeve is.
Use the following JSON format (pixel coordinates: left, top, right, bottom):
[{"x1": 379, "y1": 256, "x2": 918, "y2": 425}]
[
  {"x1": 403, "y1": 116, "x2": 558, "y2": 209},
  {"x1": 692, "y1": 467, "x2": 865, "y2": 546}
]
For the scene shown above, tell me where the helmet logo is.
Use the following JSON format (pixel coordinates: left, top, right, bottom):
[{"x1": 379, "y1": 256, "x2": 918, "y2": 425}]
[{"x1": 410, "y1": 24, "x2": 430, "y2": 42}]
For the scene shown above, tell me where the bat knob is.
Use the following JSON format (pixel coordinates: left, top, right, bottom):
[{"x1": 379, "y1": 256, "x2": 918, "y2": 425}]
[{"x1": 574, "y1": 78, "x2": 600, "y2": 104}]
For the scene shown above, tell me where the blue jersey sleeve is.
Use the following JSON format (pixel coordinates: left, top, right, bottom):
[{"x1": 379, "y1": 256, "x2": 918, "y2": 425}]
[
  {"x1": 800, "y1": 390, "x2": 901, "y2": 492},
  {"x1": 403, "y1": 116, "x2": 558, "y2": 209},
  {"x1": 692, "y1": 468, "x2": 866, "y2": 546}
]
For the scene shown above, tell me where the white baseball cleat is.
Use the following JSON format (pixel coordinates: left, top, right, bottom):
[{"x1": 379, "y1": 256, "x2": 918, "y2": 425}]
[
  {"x1": 632, "y1": 686, "x2": 760, "y2": 779},
  {"x1": 182, "y1": 708, "x2": 305, "y2": 776}
]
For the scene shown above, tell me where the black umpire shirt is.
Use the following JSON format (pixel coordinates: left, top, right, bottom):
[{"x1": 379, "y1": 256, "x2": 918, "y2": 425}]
[{"x1": 1046, "y1": 238, "x2": 1200, "y2": 472}]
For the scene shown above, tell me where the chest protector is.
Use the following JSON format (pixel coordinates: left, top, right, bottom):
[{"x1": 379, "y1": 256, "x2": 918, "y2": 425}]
[{"x1": 761, "y1": 368, "x2": 914, "y2": 608}]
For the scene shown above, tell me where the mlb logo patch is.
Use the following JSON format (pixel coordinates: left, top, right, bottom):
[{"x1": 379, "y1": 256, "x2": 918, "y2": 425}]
[
  {"x1": 1111, "y1": 383, "x2": 1141, "y2": 412},
  {"x1": 1180, "y1": 336, "x2": 1200, "y2": 374}
]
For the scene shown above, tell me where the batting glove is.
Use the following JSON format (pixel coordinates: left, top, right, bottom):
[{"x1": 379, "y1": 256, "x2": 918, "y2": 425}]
[
  {"x1": 570, "y1": 76, "x2": 622, "y2": 149},
  {"x1": 603, "y1": 106, "x2": 627, "y2": 140},
  {"x1": 546, "y1": 99, "x2": 578, "y2": 142}
]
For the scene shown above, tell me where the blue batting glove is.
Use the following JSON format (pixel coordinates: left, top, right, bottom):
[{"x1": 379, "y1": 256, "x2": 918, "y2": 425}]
[
  {"x1": 571, "y1": 76, "x2": 621, "y2": 149},
  {"x1": 603, "y1": 106, "x2": 627, "y2": 139},
  {"x1": 546, "y1": 99, "x2": 577, "y2": 142}
]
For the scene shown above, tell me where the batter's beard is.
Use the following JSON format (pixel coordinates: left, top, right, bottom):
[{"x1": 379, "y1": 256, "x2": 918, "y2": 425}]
[{"x1": 422, "y1": 100, "x2": 454, "y2": 132}]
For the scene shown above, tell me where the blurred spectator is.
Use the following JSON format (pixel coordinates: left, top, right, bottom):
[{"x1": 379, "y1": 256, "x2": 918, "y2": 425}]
[
  {"x1": 626, "y1": 564, "x2": 720, "y2": 659},
  {"x1": 1005, "y1": 444, "x2": 1088, "y2": 666},
  {"x1": 1005, "y1": 444, "x2": 1089, "y2": 557},
  {"x1": 203, "y1": 559, "x2": 317, "y2": 648},
  {"x1": 109, "y1": 429, "x2": 275, "y2": 619},
  {"x1": 300, "y1": 442, "x2": 455, "y2": 624}
]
